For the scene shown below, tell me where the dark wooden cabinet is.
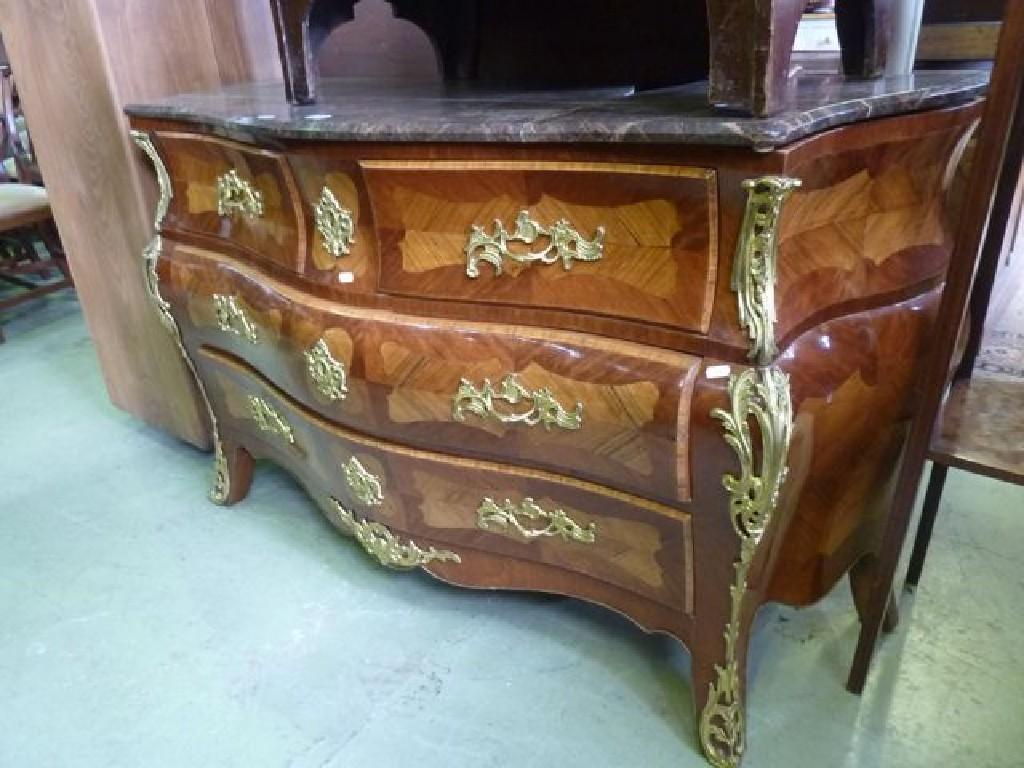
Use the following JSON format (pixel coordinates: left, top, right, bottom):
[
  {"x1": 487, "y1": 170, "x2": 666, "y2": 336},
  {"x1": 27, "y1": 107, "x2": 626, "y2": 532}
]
[{"x1": 269, "y1": 0, "x2": 895, "y2": 115}]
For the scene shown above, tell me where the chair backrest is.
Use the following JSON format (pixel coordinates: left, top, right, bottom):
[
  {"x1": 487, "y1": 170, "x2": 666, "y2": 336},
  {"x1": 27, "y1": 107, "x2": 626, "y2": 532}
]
[{"x1": 1, "y1": 65, "x2": 35, "y2": 183}]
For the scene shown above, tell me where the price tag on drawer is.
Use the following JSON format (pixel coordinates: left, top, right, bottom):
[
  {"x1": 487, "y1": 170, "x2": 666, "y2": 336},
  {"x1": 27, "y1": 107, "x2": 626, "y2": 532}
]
[{"x1": 706, "y1": 365, "x2": 731, "y2": 380}]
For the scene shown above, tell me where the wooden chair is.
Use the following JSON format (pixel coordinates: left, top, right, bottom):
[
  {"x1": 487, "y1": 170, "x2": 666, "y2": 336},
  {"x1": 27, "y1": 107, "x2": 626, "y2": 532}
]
[
  {"x1": 875, "y1": 0, "x2": 1019, "y2": 592},
  {"x1": 846, "y1": 0, "x2": 1024, "y2": 693},
  {"x1": 0, "y1": 65, "x2": 72, "y2": 343},
  {"x1": 904, "y1": 123, "x2": 1024, "y2": 586}
]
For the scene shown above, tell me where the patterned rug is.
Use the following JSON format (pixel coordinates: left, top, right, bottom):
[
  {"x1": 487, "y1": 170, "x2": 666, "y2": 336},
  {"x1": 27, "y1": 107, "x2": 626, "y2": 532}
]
[{"x1": 977, "y1": 329, "x2": 1024, "y2": 381}]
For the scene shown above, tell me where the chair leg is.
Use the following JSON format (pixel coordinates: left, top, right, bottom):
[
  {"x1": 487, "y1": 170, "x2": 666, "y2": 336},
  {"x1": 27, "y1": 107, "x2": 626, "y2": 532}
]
[
  {"x1": 37, "y1": 219, "x2": 72, "y2": 284},
  {"x1": 17, "y1": 231, "x2": 52, "y2": 279},
  {"x1": 906, "y1": 463, "x2": 949, "y2": 588},
  {"x1": 846, "y1": 461, "x2": 948, "y2": 694}
]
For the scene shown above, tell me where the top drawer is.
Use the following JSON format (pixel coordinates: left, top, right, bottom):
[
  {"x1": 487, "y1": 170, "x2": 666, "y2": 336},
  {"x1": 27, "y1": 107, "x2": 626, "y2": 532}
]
[
  {"x1": 156, "y1": 133, "x2": 305, "y2": 273},
  {"x1": 362, "y1": 161, "x2": 718, "y2": 333}
]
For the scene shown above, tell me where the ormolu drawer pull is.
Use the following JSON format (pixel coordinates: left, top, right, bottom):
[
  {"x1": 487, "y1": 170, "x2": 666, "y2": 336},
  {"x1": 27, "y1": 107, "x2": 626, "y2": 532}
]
[
  {"x1": 217, "y1": 169, "x2": 264, "y2": 219},
  {"x1": 477, "y1": 497, "x2": 597, "y2": 544},
  {"x1": 305, "y1": 338, "x2": 348, "y2": 401},
  {"x1": 247, "y1": 395, "x2": 296, "y2": 445},
  {"x1": 452, "y1": 374, "x2": 583, "y2": 431},
  {"x1": 465, "y1": 209, "x2": 605, "y2": 278},
  {"x1": 315, "y1": 187, "x2": 356, "y2": 258},
  {"x1": 212, "y1": 294, "x2": 258, "y2": 344},
  {"x1": 329, "y1": 498, "x2": 461, "y2": 570},
  {"x1": 343, "y1": 456, "x2": 384, "y2": 506}
]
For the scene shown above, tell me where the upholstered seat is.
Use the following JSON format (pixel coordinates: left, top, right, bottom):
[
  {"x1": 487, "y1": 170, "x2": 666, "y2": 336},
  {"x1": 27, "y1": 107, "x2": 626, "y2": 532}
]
[{"x1": 0, "y1": 182, "x2": 51, "y2": 230}]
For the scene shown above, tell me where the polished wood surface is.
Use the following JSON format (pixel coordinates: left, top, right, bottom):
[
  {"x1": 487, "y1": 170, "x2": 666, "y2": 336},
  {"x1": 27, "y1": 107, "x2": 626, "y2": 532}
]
[
  {"x1": 140, "y1": 100, "x2": 981, "y2": 369},
  {"x1": 767, "y1": 104, "x2": 979, "y2": 354},
  {"x1": 918, "y1": 0, "x2": 1004, "y2": 63},
  {"x1": 128, "y1": 81, "x2": 983, "y2": 765},
  {"x1": 157, "y1": 133, "x2": 307, "y2": 274},
  {"x1": 132, "y1": 103, "x2": 984, "y2": 613},
  {"x1": 0, "y1": 0, "x2": 282, "y2": 447},
  {"x1": 162, "y1": 242, "x2": 701, "y2": 504},
  {"x1": 768, "y1": 288, "x2": 942, "y2": 605},
  {"x1": 362, "y1": 161, "x2": 719, "y2": 333},
  {"x1": 200, "y1": 346, "x2": 697, "y2": 619}
]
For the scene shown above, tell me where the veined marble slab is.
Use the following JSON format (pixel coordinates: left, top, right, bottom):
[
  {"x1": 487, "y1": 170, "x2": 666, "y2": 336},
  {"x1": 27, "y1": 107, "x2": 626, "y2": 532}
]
[{"x1": 127, "y1": 70, "x2": 986, "y2": 150}]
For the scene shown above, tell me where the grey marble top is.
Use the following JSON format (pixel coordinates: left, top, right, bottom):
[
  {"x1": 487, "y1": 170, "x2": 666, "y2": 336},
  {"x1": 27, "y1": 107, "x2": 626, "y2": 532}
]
[{"x1": 126, "y1": 70, "x2": 987, "y2": 150}]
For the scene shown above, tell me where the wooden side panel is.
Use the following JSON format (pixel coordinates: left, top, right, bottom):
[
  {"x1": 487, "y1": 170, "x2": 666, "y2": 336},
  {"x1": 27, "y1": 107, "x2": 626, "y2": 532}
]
[
  {"x1": 0, "y1": 0, "x2": 202, "y2": 445},
  {"x1": 773, "y1": 111, "x2": 978, "y2": 349},
  {"x1": 768, "y1": 288, "x2": 944, "y2": 605},
  {"x1": 0, "y1": 0, "x2": 282, "y2": 447}
]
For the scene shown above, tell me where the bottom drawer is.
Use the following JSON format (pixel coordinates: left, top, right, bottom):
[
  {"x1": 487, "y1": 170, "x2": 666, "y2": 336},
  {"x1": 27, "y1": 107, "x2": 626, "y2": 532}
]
[{"x1": 198, "y1": 347, "x2": 694, "y2": 616}]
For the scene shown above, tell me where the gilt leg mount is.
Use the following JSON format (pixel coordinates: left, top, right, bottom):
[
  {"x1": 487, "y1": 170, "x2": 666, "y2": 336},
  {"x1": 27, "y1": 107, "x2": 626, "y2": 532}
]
[
  {"x1": 699, "y1": 367, "x2": 794, "y2": 767},
  {"x1": 131, "y1": 130, "x2": 234, "y2": 505}
]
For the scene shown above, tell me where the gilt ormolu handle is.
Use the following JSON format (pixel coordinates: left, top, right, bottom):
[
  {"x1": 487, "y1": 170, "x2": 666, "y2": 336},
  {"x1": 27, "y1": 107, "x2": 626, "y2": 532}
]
[
  {"x1": 217, "y1": 170, "x2": 264, "y2": 219},
  {"x1": 465, "y1": 210, "x2": 605, "y2": 278}
]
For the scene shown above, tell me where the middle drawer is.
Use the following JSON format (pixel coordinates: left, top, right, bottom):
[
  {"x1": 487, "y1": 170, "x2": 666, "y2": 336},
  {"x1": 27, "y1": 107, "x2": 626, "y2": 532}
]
[{"x1": 164, "y1": 244, "x2": 700, "y2": 504}]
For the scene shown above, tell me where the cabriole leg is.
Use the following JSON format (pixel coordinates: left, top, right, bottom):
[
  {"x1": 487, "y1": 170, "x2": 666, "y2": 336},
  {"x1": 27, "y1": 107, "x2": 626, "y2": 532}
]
[
  {"x1": 850, "y1": 553, "x2": 899, "y2": 634},
  {"x1": 697, "y1": 367, "x2": 795, "y2": 767},
  {"x1": 210, "y1": 435, "x2": 253, "y2": 506},
  {"x1": 696, "y1": 551, "x2": 757, "y2": 768}
]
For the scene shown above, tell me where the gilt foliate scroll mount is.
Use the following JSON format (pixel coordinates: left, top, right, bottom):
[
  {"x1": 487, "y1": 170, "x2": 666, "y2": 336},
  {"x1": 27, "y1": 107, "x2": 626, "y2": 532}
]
[
  {"x1": 330, "y1": 498, "x2": 460, "y2": 570},
  {"x1": 315, "y1": 187, "x2": 356, "y2": 258},
  {"x1": 733, "y1": 176, "x2": 801, "y2": 365},
  {"x1": 217, "y1": 169, "x2": 264, "y2": 219},
  {"x1": 305, "y1": 338, "x2": 348, "y2": 402},
  {"x1": 477, "y1": 497, "x2": 597, "y2": 544},
  {"x1": 465, "y1": 210, "x2": 605, "y2": 278},
  {"x1": 452, "y1": 373, "x2": 583, "y2": 431},
  {"x1": 699, "y1": 367, "x2": 793, "y2": 768}
]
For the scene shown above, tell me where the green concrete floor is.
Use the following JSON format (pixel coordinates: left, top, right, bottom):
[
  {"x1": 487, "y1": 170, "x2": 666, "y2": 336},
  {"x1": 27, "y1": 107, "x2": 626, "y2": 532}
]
[{"x1": 2, "y1": 291, "x2": 1023, "y2": 768}]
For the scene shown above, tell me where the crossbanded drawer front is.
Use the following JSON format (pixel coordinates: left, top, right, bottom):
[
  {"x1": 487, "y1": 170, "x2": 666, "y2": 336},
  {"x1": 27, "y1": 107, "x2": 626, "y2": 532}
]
[
  {"x1": 361, "y1": 160, "x2": 718, "y2": 333},
  {"x1": 154, "y1": 133, "x2": 305, "y2": 273},
  {"x1": 163, "y1": 245, "x2": 699, "y2": 505},
  {"x1": 200, "y1": 349, "x2": 695, "y2": 616}
]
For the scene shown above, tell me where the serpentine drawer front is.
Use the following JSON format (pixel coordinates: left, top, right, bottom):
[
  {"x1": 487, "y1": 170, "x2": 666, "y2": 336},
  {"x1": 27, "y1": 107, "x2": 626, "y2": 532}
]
[
  {"x1": 162, "y1": 244, "x2": 700, "y2": 504},
  {"x1": 361, "y1": 161, "x2": 719, "y2": 333},
  {"x1": 154, "y1": 133, "x2": 305, "y2": 273},
  {"x1": 198, "y1": 347, "x2": 695, "y2": 616}
]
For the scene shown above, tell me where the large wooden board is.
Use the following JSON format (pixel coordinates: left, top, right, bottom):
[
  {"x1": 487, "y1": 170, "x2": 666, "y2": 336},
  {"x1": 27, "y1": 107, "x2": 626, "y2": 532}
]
[{"x1": 0, "y1": 0, "x2": 281, "y2": 447}]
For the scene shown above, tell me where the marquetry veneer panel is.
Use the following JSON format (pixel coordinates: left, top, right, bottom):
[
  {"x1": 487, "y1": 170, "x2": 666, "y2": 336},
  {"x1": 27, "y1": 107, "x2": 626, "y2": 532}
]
[
  {"x1": 162, "y1": 243, "x2": 700, "y2": 504},
  {"x1": 200, "y1": 348, "x2": 696, "y2": 616},
  {"x1": 362, "y1": 160, "x2": 719, "y2": 333}
]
